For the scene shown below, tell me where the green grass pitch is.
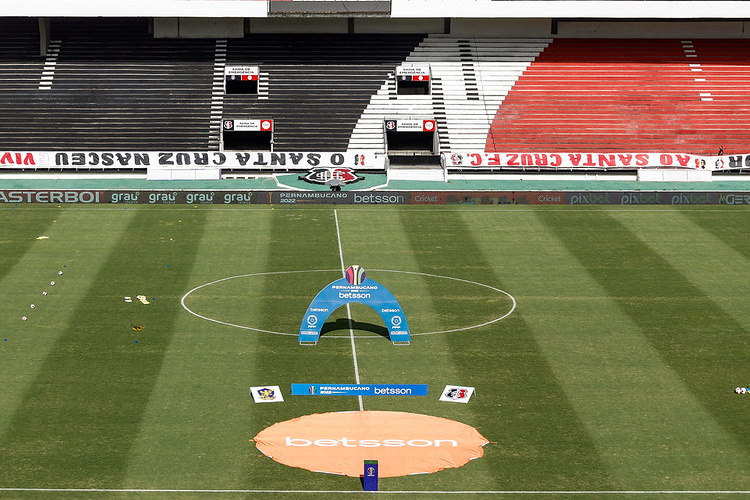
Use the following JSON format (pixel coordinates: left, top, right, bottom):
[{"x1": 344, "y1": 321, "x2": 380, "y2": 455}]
[{"x1": 1, "y1": 204, "x2": 750, "y2": 500}]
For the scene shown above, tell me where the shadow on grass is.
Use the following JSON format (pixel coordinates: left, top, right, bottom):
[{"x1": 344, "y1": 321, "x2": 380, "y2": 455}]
[{"x1": 320, "y1": 317, "x2": 390, "y2": 339}]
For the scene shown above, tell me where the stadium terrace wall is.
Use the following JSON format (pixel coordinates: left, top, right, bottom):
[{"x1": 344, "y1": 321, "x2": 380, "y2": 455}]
[{"x1": 2, "y1": 190, "x2": 750, "y2": 205}]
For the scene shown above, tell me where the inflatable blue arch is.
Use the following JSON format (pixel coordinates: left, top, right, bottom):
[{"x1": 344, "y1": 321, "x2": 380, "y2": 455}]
[{"x1": 299, "y1": 266, "x2": 410, "y2": 345}]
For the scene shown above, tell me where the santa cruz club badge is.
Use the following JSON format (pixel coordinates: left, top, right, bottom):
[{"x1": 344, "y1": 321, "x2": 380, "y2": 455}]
[
  {"x1": 439, "y1": 385, "x2": 475, "y2": 403},
  {"x1": 446, "y1": 387, "x2": 468, "y2": 400},
  {"x1": 299, "y1": 167, "x2": 365, "y2": 186}
]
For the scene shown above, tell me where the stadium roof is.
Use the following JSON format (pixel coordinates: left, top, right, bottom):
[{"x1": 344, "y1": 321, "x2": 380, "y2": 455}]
[{"x1": 2, "y1": 0, "x2": 750, "y2": 19}]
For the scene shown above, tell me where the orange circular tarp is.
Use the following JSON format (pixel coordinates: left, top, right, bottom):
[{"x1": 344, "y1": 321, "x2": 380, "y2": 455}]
[{"x1": 252, "y1": 410, "x2": 489, "y2": 477}]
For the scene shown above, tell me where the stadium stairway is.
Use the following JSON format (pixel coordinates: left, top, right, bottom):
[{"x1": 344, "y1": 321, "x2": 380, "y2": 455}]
[
  {"x1": 485, "y1": 38, "x2": 750, "y2": 155},
  {"x1": 348, "y1": 35, "x2": 550, "y2": 153}
]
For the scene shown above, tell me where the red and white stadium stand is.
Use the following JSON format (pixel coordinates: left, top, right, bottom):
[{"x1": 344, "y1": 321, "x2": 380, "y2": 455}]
[{"x1": 485, "y1": 38, "x2": 750, "y2": 154}]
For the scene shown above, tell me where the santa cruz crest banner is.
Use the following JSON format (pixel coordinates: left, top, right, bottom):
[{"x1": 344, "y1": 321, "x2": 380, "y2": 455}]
[{"x1": 299, "y1": 266, "x2": 410, "y2": 345}]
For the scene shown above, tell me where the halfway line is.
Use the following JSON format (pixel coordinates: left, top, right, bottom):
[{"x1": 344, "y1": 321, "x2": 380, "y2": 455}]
[{"x1": 334, "y1": 209, "x2": 363, "y2": 411}]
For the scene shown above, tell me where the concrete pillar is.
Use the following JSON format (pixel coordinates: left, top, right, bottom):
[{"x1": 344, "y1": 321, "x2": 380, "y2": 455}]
[{"x1": 38, "y1": 17, "x2": 51, "y2": 57}]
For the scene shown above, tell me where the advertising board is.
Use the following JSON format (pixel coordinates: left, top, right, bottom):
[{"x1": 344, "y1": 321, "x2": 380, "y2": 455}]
[{"x1": 0, "y1": 189, "x2": 746, "y2": 206}]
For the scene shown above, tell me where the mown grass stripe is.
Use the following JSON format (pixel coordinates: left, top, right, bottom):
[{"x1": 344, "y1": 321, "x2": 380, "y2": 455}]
[
  {"x1": 0, "y1": 207, "x2": 137, "y2": 443},
  {"x1": 258, "y1": 207, "x2": 355, "y2": 393},
  {"x1": 395, "y1": 208, "x2": 610, "y2": 491},
  {"x1": 681, "y1": 208, "x2": 750, "y2": 260},
  {"x1": 121, "y1": 208, "x2": 278, "y2": 489},
  {"x1": 240, "y1": 207, "x2": 361, "y2": 491},
  {"x1": 459, "y1": 207, "x2": 747, "y2": 489},
  {"x1": 613, "y1": 209, "x2": 750, "y2": 334},
  {"x1": 0, "y1": 207, "x2": 207, "y2": 488},
  {"x1": 0, "y1": 206, "x2": 61, "y2": 284},
  {"x1": 537, "y1": 209, "x2": 750, "y2": 454},
  {"x1": 333, "y1": 208, "x2": 446, "y2": 419}
]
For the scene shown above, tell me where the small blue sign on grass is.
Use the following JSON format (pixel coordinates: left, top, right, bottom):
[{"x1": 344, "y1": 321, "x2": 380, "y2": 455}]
[
  {"x1": 363, "y1": 460, "x2": 378, "y2": 491},
  {"x1": 291, "y1": 383, "x2": 428, "y2": 396}
]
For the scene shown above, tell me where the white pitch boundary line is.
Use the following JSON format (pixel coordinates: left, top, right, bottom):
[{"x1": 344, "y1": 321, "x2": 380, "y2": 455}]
[
  {"x1": 1, "y1": 488, "x2": 749, "y2": 495},
  {"x1": 334, "y1": 209, "x2": 364, "y2": 412}
]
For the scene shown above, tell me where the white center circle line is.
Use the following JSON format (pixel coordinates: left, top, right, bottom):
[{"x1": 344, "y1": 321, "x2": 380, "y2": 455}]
[{"x1": 181, "y1": 269, "x2": 516, "y2": 338}]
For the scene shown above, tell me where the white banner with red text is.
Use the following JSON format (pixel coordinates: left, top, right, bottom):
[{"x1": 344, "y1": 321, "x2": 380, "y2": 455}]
[
  {"x1": 0, "y1": 151, "x2": 382, "y2": 171},
  {"x1": 442, "y1": 152, "x2": 746, "y2": 171},
  {"x1": 2, "y1": 151, "x2": 747, "y2": 173}
]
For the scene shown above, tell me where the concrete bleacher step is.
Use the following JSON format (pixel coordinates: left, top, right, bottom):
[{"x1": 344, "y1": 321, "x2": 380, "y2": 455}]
[
  {"x1": 0, "y1": 21, "x2": 424, "y2": 152},
  {"x1": 387, "y1": 167, "x2": 444, "y2": 181},
  {"x1": 0, "y1": 18, "x2": 47, "y2": 92},
  {"x1": 486, "y1": 38, "x2": 750, "y2": 153},
  {"x1": 0, "y1": 18, "x2": 218, "y2": 150}
]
